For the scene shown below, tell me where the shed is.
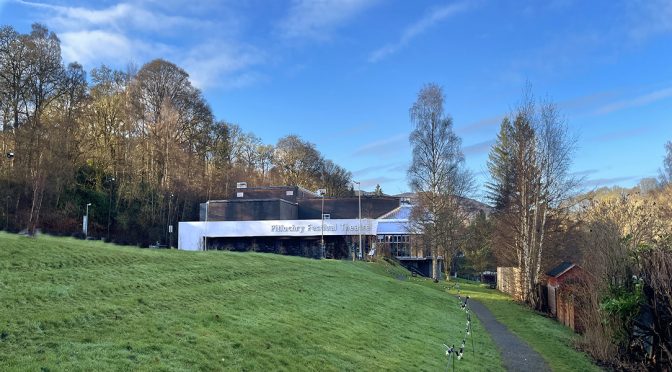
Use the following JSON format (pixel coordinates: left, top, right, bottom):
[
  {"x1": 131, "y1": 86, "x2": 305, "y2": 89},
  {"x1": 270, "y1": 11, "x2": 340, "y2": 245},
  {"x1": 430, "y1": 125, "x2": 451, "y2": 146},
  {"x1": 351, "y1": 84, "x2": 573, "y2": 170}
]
[{"x1": 546, "y1": 261, "x2": 584, "y2": 331}]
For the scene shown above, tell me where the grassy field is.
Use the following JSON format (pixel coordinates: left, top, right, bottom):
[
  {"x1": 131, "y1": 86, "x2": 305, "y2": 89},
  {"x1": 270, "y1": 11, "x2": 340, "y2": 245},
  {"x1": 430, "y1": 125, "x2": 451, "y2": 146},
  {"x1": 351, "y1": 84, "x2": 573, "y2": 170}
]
[
  {"x1": 452, "y1": 279, "x2": 600, "y2": 372},
  {"x1": 0, "y1": 232, "x2": 503, "y2": 371}
]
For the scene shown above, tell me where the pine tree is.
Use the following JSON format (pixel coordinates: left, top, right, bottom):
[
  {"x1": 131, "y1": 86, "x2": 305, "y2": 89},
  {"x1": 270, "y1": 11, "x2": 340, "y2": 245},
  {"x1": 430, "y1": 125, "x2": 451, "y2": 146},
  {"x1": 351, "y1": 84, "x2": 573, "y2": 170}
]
[
  {"x1": 374, "y1": 184, "x2": 383, "y2": 196},
  {"x1": 486, "y1": 118, "x2": 515, "y2": 211}
]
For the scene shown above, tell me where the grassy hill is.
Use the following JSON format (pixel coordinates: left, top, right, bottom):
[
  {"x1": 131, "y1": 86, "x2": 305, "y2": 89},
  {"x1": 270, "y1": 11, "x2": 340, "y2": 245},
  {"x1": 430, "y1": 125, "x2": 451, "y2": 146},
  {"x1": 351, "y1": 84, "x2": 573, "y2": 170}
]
[{"x1": 0, "y1": 232, "x2": 502, "y2": 371}]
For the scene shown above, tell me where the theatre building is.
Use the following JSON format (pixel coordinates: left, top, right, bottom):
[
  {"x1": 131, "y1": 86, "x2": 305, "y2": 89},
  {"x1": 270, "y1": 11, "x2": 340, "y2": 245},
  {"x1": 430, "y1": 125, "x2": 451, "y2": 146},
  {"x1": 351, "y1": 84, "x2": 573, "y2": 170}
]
[{"x1": 178, "y1": 184, "x2": 424, "y2": 261}]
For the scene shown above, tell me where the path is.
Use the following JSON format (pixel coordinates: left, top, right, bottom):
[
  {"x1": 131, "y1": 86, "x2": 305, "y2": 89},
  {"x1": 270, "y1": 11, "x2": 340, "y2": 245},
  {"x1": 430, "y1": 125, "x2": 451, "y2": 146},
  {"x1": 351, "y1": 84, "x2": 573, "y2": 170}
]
[{"x1": 468, "y1": 299, "x2": 550, "y2": 371}]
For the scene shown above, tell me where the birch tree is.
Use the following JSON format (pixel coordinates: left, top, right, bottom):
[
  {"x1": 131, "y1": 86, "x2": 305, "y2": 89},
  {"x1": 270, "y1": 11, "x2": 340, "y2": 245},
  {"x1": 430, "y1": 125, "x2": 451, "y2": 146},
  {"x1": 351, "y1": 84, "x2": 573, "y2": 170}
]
[
  {"x1": 407, "y1": 83, "x2": 473, "y2": 280},
  {"x1": 487, "y1": 89, "x2": 577, "y2": 306},
  {"x1": 660, "y1": 140, "x2": 672, "y2": 186}
]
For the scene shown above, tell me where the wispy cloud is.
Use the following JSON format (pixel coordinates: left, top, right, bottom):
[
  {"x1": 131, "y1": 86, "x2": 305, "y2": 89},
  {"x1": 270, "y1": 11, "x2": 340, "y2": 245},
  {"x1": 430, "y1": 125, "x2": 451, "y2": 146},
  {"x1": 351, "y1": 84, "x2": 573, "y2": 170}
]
[
  {"x1": 325, "y1": 123, "x2": 377, "y2": 140},
  {"x1": 278, "y1": 0, "x2": 379, "y2": 41},
  {"x1": 368, "y1": 1, "x2": 472, "y2": 62},
  {"x1": 557, "y1": 89, "x2": 621, "y2": 113},
  {"x1": 352, "y1": 134, "x2": 408, "y2": 157},
  {"x1": 570, "y1": 169, "x2": 599, "y2": 177},
  {"x1": 353, "y1": 162, "x2": 407, "y2": 177},
  {"x1": 386, "y1": 163, "x2": 408, "y2": 173},
  {"x1": 627, "y1": 0, "x2": 672, "y2": 41},
  {"x1": 359, "y1": 176, "x2": 400, "y2": 189},
  {"x1": 591, "y1": 126, "x2": 653, "y2": 142},
  {"x1": 16, "y1": 0, "x2": 260, "y2": 91},
  {"x1": 581, "y1": 176, "x2": 638, "y2": 187},
  {"x1": 593, "y1": 86, "x2": 672, "y2": 115},
  {"x1": 456, "y1": 114, "x2": 504, "y2": 134},
  {"x1": 181, "y1": 40, "x2": 266, "y2": 90},
  {"x1": 462, "y1": 139, "x2": 495, "y2": 156},
  {"x1": 58, "y1": 30, "x2": 143, "y2": 67},
  {"x1": 17, "y1": 0, "x2": 210, "y2": 33}
]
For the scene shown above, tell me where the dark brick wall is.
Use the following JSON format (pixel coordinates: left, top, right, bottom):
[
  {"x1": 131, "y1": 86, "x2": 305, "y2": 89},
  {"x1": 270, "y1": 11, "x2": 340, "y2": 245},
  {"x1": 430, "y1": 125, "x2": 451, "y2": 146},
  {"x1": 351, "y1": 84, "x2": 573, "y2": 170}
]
[
  {"x1": 205, "y1": 199, "x2": 298, "y2": 221},
  {"x1": 298, "y1": 197, "x2": 400, "y2": 219},
  {"x1": 232, "y1": 186, "x2": 316, "y2": 203}
]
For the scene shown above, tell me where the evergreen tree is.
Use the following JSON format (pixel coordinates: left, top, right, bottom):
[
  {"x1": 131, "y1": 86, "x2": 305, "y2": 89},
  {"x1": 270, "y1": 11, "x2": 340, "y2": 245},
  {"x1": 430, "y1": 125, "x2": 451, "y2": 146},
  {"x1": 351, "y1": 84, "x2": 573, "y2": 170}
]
[
  {"x1": 486, "y1": 118, "x2": 515, "y2": 211},
  {"x1": 374, "y1": 184, "x2": 383, "y2": 196}
]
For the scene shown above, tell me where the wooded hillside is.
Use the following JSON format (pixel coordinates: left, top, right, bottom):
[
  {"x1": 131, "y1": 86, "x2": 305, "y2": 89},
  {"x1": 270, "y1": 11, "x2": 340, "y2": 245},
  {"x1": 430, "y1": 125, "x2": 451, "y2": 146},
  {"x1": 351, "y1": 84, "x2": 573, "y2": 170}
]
[{"x1": 0, "y1": 24, "x2": 353, "y2": 245}]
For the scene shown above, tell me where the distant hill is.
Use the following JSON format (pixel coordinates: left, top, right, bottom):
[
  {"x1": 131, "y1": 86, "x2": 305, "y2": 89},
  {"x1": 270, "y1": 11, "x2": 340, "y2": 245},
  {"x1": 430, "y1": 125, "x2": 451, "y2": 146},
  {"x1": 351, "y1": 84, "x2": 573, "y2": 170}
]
[{"x1": 393, "y1": 192, "x2": 493, "y2": 216}]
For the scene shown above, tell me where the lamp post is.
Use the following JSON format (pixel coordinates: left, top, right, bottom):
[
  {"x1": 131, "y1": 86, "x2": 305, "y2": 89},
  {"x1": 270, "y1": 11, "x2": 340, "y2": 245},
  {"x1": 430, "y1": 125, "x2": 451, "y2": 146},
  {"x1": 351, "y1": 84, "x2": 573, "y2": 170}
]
[
  {"x1": 317, "y1": 188, "x2": 326, "y2": 259},
  {"x1": 353, "y1": 180, "x2": 362, "y2": 260},
  {"x1": 168, "y1": 193, "x2": 174, "y2": 248},
  {"x1": 85, "y1": 203, "x2": 91, "y2": 239},
  {"x1": 106, "y1": 177, "x2": 115, "y2": 241},
  {"x1": 3, "y1": 152, "x2": 14, "y2": 231},
  {"x1": 204, "y1": 200, "x2": 209, "y2": 251}
]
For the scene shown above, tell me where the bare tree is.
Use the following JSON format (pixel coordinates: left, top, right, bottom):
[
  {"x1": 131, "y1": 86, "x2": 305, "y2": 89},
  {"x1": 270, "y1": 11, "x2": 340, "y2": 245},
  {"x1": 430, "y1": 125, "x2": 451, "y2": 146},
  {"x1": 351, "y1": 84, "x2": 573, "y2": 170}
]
[
  {"x1": 487, "y1": 88, "x2": 578, "y2": 306},
  {"x1": 659, "y1": 141, "x2": 672, "y2": 186},
  {"x1": 320, "y1": 159, "x2": 352, "y2": 197},
  {"x1": 256, "y1": 144, "x2": 274, "y2": 182},
  {"x1": 407, "y1": 83, "x2": 473, "y2": 280},
  {"x1": 272, "y1": 135, "x2": 322, "y2": 189}
]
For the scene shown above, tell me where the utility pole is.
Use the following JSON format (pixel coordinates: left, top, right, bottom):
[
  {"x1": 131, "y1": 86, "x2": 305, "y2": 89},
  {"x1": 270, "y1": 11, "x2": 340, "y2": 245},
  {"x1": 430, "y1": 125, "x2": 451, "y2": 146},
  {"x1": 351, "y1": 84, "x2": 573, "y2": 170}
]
[
  {"x1": 3, "y1": 152, "x2": 14, "y2": 230},
  {"x1": 204, "y1": 200, "x2": 209, "y2": 251},
  {"x1": 168, "y1": 193, "x2": 173, "y2": 248},
  {"x1": 353, "y1": 181, "x2": 362, "y2": 260},
  {"x1": 318, "y1": 188, "x2": 326, "y2": 259}
]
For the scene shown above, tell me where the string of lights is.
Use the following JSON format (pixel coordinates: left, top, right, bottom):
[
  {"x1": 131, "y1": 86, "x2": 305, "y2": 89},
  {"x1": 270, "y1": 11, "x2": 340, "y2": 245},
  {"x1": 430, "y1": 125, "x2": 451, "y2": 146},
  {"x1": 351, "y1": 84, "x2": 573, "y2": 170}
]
[{"x1": 442, "y1": 284, "x2": 476, "y2": 371}]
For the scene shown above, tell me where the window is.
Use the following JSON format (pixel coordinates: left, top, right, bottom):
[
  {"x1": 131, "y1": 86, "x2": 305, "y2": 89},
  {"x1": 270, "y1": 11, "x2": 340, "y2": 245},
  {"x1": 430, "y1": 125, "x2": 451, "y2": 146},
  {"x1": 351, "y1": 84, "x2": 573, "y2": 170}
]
[{"x1": 378, "y1": 234, "x2": 411, "y2": 257}]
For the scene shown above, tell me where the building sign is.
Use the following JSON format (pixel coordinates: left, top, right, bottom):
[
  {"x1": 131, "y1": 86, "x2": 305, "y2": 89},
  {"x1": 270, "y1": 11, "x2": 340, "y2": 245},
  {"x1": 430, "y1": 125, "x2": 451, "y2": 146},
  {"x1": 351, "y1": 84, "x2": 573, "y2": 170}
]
[
  {"x1": 178, "y1": 218, "x2": 409, "y2": 251},
  {"x1": 270, "y1": 222, "x2": 372, "y2": 234}
]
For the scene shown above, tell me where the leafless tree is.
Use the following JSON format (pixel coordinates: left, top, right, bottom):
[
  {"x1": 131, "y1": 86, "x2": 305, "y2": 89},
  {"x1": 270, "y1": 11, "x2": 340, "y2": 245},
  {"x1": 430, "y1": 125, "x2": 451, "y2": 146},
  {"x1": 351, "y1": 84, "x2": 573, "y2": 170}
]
[
  {"x1": 272, "y1": 135, "x2": 322, "y2": 189},
  {"x1": 659, "y1": 141, "x2": 672, "y2": 186},
  {"x1": 407, "y1": 83, "x2": 473, "y2": 280},
  {"x1": 487, "y1": 87, "x2": 578, "y2": 306}
]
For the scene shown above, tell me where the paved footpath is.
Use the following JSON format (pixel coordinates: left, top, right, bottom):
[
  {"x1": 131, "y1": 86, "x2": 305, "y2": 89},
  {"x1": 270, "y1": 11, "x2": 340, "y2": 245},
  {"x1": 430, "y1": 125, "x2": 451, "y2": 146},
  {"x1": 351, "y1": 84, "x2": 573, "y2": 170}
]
[{"x1": 468, "y1": 299, "x2": 550, "y2": 371}]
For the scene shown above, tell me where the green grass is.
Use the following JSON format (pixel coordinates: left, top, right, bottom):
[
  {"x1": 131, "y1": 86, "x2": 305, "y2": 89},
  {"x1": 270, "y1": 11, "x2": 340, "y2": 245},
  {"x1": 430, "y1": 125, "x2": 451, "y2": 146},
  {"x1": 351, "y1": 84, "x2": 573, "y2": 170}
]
[
  {"x1": 452, "y1": 279, "x2": 600, "y2": 372},
  {"x1": 0, "y1": 232, "x2": 503, "y2": 371}
]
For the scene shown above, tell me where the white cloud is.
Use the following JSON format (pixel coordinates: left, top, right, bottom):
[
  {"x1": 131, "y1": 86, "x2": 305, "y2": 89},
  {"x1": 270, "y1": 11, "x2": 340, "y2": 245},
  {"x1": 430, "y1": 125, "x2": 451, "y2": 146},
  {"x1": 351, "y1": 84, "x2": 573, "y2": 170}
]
[
  {"x1": 628, "y1": 0, "x2": 672, "y2": 41},
  {"x1": 352, "y1": 133, "x2": 408, "y2": 157},
  {"x1": 279, "y1": 0, "x2": 379, "y2": 41},
  {"x1": 15, "y1": 0, "x2": 260, "y2": 91},
  {"x1": 359, "y1": 176, "x2": 400, "y2": 189},
  {"x1": 593, "y1": 86, "x2": 672, "y2": 115},
  {"x1": 368, "y1": 2, "x2": 471, "y2": 63},
  {"x1": 181, "y1": 41, "x2": 266, "y2": 90},
  {"x1": 59, "y1": 30, "x2": 135, "y2": 66},
  {"x1": 17, "y1": 0, "x2": 208, "y2": 32},
  {"x1": 462, "y1": 139, "x2": 495, "y2": 156}
]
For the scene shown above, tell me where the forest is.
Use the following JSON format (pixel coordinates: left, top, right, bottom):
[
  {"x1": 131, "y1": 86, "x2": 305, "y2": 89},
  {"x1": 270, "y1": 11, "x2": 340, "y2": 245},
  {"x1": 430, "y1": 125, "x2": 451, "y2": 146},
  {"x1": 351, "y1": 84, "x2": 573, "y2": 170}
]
[{"x1": 0, "y1": 24, "x2": 353, "y2": 246}]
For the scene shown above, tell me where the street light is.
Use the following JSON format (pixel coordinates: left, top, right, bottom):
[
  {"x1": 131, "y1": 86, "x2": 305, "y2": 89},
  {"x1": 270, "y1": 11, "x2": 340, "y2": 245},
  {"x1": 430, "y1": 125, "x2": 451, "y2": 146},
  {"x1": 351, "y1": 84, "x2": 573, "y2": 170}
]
[
  {"x1": 3, "y1": 152, "x2": 14, "y2": 230},
  {"x1": 85, "y1": 203, "x2": 91, "y2": 239},
  {"x1": 106, "y1": 177, "x2": 115, "y2": 241},
  {"x1": 317, "y1": 188, "x2": 326, "y2": 259},
  {"x1": 353, "y1": 180, "x2": 362, "y2": 260},
  {"x1": 168, "y1": 192, "x2": 174, "y2": 248},
  {"x1": 204, "y1": 200, "x2": 210, "y2": 251}
]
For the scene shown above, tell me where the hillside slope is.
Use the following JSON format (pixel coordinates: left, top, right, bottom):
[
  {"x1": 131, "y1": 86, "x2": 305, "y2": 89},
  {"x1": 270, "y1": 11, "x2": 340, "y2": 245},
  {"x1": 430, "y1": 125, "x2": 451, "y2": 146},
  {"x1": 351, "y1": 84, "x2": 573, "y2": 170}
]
[{"x1": 0, "y1": 233, "x2": 502, "y2": 371}]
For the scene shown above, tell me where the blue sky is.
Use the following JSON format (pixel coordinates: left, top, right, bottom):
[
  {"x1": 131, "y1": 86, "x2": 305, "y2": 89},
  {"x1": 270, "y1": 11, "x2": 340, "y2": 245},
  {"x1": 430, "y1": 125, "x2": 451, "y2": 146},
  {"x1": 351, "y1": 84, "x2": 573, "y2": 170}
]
[{"x1": 2, "y1": 0, "x2": 671, "y2": 197}]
